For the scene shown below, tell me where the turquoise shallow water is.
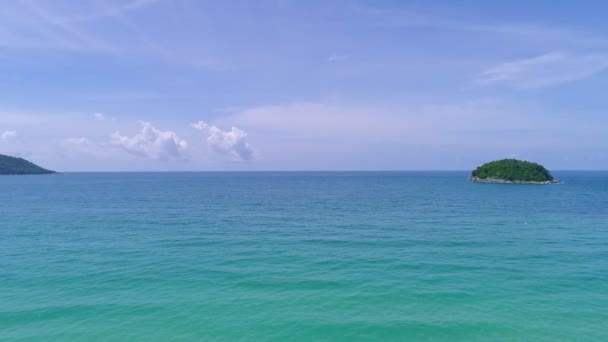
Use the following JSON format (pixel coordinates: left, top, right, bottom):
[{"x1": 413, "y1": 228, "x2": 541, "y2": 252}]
[{"x1": 1, "y1": 171, "x2": 607, "y2": 341}]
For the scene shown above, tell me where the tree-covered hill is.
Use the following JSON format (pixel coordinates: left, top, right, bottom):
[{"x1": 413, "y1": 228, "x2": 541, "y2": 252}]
[
  {"x1": 471, "y1": 159, "x2": 554, "y2": 183},
  {"x1": 0, "y1": 154, "x2": 55, "y2": 175}
]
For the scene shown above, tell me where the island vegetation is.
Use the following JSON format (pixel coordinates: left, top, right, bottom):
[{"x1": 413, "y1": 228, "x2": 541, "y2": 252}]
[
  {"x1": 470, "y1": 159, "x2": 557, "y2": 184},
  {"x1": 0, "y1": 154, "x2": 55, "y2": 175}
]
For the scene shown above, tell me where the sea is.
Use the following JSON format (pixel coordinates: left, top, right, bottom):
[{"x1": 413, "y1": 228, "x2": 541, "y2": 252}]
[{"x1": 1, "y1": 171, "x2": 607, "y2": 341}]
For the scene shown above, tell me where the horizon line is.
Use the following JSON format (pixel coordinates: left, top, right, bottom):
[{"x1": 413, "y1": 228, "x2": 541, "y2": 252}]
[{"x1": 50, "y1": 169, "x2": 608, "y2": 173}]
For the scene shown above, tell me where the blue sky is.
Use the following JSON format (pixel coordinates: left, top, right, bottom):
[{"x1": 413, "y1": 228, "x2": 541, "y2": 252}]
[{"x1": 1, "y1": 0, "x2": 607, "y2": 171}]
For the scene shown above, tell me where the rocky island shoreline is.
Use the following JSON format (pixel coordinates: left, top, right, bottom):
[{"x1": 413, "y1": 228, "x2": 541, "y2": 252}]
[{"x1": 469, "y1": 176, "x2": 561, "y2": 184}]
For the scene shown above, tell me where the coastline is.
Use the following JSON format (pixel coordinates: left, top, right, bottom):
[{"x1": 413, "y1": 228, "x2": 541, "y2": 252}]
[{"x1": 469, "y1": 177, "x2": 561, "y2": 184}]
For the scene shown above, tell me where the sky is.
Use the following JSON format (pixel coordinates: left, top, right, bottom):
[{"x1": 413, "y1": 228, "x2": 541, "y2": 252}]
[{"x1": 1, "y1": 0, "x2": 608, "y2": 171}]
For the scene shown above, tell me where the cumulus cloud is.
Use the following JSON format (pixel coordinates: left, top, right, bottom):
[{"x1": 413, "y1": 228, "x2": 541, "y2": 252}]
[
  {"x1": 190, "y1": 121, "x2": 254, "y2": 161},
  {"x1": 477, "y1": 52, "x2": 608, "y2": 88},
  {"x1": 93, "y1": 113, "x2": 106, "y2": 120},
  {"x1": 1, "y1": 130, "x2": 17, "y2": 140},
  {"x1": 111, "y1": 122, "x2": 187, "y2": 160}
]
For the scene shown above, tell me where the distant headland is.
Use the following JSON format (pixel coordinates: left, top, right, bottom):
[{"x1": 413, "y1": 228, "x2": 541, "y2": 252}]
[
  {"x1": 0, "y1": 154, "x2": 55, "y2": 175},
  {"x1": 470, "y1": 159, "x2": 559, "y2": 184}
]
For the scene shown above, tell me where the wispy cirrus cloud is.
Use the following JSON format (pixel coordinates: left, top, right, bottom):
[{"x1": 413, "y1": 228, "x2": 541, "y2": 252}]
[
  {"x1": 93, "y1": 113, "x2": 105, "y2": 121},
  {"x1": 0, "y1": 0, "x2": 115, "y2": 52},
  {"x1": 353, "y1": 3, "x2": 608, "y2": 45},
  {"x1": 1, "y1": 130, "x2": 18, "y2": 140},
  {"x1": 476, "y1": 52, "x2": 608, "y2": 88},
  {"x1": 0, "y1": 0, "x2": 222, "y2": 69},
  {"x1": 64, "y1": 137, "x2": 90, "y2": 145},
  {"x1": 327, "y1": 54, "x2": 349, "y2": 63},
  {"x1": 52, "y1": 0, "x2": 161, "y2": 23}
]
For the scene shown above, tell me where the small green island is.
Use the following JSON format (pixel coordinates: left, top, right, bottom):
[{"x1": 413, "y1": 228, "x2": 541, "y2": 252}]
[
  {"x1": 470, "y1": 159, "x2": 559, "y2": 184},
  {"x1": 0, "y1": 154, "x2": 56, "y2": 175}
]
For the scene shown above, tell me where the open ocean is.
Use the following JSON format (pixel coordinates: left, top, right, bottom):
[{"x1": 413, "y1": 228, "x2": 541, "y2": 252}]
[{"x1": 1, "y1": 171, "x2": 607, "y2": 341}]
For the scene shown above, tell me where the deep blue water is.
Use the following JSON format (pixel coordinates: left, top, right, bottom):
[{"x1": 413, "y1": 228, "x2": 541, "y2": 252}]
[{"x1": 1, "y1": 172, "x2": 607, "y2": 340}]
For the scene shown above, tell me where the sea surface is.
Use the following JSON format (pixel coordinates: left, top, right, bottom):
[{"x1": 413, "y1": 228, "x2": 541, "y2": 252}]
[{"x1": 1, "y1": 172, "x2": 607, "y2": 341}]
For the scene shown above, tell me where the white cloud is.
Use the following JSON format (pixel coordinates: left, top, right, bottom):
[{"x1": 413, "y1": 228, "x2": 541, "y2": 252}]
[
  {"x1": 111, "y1": 122, "x2": 187, "y2": 160},
  {"x1": 65, "y1": 137, "x2": 89, "y2": 145},
  {"x1": 93, "y1": 113, "x2": 105, "y2": 121},
  {"x1": 191, "y1": 121, "x2": 208, "y2": 131},
  {"x1": 328, "y1": 54, "x2": 349, "y2": 62},
  {"x1": 477, "y1": 52, "x2": 608, "y2": 88},
  {"x1": 1, "y1": 130, "x2": 17, "y2": 140},
  {"x1": 191, "y1": 121, "x2": 254, "y2": 161}
]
